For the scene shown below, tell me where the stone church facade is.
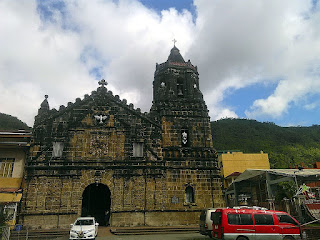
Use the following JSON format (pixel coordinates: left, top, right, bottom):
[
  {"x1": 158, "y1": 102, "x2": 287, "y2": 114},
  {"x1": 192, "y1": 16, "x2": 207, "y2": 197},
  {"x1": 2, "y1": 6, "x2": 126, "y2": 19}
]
[{"x1": 20, "y1": 46, "x2": 224, "y2": 229}]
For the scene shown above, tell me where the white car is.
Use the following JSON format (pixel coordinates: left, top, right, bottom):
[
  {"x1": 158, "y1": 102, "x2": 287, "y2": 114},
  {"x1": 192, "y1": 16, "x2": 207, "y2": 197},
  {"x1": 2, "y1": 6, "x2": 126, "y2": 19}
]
[{"x1": 69, "y1": 217, "x2": 98, "y2": 240}]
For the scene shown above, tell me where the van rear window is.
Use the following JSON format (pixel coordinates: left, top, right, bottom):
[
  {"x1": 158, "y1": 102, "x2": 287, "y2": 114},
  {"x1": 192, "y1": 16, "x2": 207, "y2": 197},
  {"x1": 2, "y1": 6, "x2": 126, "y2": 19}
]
[
  {"x1": 211, "y1": 212, "x2": 222, "y2": 224},
  {"x1": 200, "y1": 210, "x2": 206, "y2": 221},
  {"x1": 254, "y1": 214, "x2": 274, "y2": 225},
  {"x1": 227, "y1": 214, "x2": 253, "y2": 225}
]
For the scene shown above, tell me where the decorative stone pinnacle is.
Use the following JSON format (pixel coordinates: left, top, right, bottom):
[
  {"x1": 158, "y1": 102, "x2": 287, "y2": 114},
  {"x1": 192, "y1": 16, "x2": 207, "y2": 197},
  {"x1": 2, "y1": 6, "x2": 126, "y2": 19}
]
[{"x1": 98, "y1": 79, "x2": 108, "y2": 88}]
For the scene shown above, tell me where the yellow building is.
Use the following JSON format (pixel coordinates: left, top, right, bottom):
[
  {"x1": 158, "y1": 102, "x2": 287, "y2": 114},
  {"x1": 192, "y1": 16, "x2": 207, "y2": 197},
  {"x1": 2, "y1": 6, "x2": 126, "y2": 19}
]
[
  {"x1": 0, "y1": 130, "x2": 31, "y2": 227},
  {"x1": 218, "y1": 151, "x2": 270, "y2": 188}
]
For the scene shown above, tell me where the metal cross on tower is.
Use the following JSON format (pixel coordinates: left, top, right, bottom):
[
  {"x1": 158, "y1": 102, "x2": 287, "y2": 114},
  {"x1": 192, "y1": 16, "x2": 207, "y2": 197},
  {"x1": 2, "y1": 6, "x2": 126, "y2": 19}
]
[
  {"x1": 172, "y1": 38, "x2": 177, "y2": 47},
  {"x1": 98, "y1": 79, "x2": 108, "y2": 87}
]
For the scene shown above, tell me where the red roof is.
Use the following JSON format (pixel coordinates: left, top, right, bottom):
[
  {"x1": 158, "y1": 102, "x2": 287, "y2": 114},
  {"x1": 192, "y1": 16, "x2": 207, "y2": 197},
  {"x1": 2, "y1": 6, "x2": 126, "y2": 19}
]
[
  {"x1": 0, "y1": 188, "x2": 22, "y2": 193},
  {"x1": 226, "y1": 172, "x2": 242, "y2": 178}
]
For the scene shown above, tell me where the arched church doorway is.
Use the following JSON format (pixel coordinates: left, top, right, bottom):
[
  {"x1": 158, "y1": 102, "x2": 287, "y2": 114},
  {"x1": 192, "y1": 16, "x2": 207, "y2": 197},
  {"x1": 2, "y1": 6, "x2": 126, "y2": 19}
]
[{"x1": 81, "y1": 183, "x2": 111, "y2": 226}]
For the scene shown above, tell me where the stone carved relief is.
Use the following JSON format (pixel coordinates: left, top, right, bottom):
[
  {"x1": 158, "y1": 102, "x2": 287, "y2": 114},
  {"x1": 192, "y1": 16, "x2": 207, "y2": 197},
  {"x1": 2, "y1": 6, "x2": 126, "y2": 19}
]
[
  {"x1": 181, "y1": 129, "x2": 189, "y2": 147},
  {"x1": 89, "y1": 135, "x2": 108, "y2": 156},
  {"x1": 191, "y1": 73, "x2": 197, "y2": 79}
]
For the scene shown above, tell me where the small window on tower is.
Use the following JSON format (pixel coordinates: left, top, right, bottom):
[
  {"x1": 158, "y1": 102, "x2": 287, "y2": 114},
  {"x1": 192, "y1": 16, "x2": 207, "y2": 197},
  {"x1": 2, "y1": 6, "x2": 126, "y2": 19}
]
[
  {"x1": 185, "y1": 185, "x2": 195, "y2": 203},
  {"x1": 177, "y1": 78, "x2": 184, "y2": 97},
  {"x1": 133, "y1": 143, "x2": 143, "y2": 157}
]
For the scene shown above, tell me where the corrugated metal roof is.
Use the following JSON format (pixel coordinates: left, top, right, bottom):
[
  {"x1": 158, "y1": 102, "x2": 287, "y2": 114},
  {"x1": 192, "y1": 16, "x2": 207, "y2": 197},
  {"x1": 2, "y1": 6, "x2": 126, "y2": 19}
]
[
  {"x1": 269, "y1": 169, "x2": 320, "y2": 177},
  {"x1": 0, "y1": 131, "x2": 31, "y2": 135},
  {"x1": 234, "y1": 169, "x2": 320, "y2": 183}
]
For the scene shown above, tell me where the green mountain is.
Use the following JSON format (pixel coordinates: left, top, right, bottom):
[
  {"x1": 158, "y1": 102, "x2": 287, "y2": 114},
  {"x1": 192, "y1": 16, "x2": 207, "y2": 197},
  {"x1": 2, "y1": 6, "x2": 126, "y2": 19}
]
[
  {"x1": 211, "y1": 118, "x2": 320, "y2": 168},
  {"x1": 1, "y1": 113, "x2": 319, "y2": 169},
  {"x1": 0, "y1": 113, "x2": 31, "y2": 131}
]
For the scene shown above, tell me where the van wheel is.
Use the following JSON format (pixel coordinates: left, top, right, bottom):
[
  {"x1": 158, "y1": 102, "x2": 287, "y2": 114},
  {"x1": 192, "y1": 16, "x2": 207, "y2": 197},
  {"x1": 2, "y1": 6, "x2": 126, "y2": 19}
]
[
  {"x1": 237, "y1": 237, "x2": 248, "y2": 240},
  {"x1": 283, "y1": 236, "x2": 294, "y2": 240}
]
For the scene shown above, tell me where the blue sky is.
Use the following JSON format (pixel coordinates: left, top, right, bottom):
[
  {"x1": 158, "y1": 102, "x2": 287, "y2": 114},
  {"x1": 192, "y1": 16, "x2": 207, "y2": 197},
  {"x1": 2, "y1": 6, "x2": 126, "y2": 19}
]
[
  {"x1": 140, "y1": 0, "x2": 196, "y2": 14},
  {"x1": 223, "y1": 83, "x2": 320, "y2": 126},
  {"x1": 1, "y1": 0, "x2": 320, "y2": 127}
]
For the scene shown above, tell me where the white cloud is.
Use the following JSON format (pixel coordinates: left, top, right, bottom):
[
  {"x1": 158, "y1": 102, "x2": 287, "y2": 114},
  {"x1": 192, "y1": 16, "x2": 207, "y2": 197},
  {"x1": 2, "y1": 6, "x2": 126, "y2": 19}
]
[
  {"x1": 304, "y1": 102, "x2": 319, "y2": 110},
  {"x1": 65, "y1": 0, "x2": 196, "y2": 111},
  {"x1": 188, "y1": 0, "x2": 320, "y2": 121},
  {"x1": 203, "y1": 80, "x2": 240, "y2": 121},
  {"x1": 0, "y1": 0, "x2": 97, "y2": 125},
  {"x1": 214, "y1": 108, "x2": 238, "y2": 121},
  {"x1": 1, "y1": 0, "x2": 320, "y2": 127},
  {"x1": 246, "y1": 75, "x2": 320, "y2": 118},
  {"x1": 0, "y1": 0, "x2": 196, "y2": 126}
]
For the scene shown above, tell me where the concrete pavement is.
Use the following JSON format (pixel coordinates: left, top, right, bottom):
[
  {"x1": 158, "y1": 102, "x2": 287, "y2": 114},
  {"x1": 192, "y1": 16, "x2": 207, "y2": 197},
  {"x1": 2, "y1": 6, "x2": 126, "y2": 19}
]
[
  {"x1": 57, "y1": 233, "x2": 208, "y2": 240},
  {"x1": 56, "y1": 226, "x2": 208, "y2": 240}
]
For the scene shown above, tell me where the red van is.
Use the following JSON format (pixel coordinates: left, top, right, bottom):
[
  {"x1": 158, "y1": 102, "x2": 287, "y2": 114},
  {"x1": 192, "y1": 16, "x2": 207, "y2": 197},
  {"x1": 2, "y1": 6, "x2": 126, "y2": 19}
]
[{"x1": 211, "y1": 207, "x2": 302, "y2": 240}]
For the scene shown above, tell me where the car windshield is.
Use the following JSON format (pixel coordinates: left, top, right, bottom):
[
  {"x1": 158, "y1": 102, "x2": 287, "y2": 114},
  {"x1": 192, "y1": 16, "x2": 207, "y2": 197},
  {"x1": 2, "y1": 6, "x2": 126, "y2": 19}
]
[
  {"x1": 277, "y1": 214, "x2": 298, "y2": 226},
  {"x1": 75, "y1": 219, "x2": 94, "y2": 225}
]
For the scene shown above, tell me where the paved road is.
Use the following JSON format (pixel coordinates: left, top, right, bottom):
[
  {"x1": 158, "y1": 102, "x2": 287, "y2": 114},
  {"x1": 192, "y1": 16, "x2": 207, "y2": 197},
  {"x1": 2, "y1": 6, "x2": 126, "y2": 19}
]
[{"x1": 57, "y1": 232, "x2": 208, "y2": 240}]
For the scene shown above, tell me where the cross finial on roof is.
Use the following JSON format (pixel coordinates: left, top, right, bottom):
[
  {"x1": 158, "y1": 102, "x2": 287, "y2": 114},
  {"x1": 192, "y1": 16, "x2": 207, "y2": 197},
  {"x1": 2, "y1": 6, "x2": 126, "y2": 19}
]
[
  {"x1": 98, "y1": 79, "x2": 108, "y2": 88},
  {"x1": 172, "y1": 38, "x2": 177, "y2": 47}
]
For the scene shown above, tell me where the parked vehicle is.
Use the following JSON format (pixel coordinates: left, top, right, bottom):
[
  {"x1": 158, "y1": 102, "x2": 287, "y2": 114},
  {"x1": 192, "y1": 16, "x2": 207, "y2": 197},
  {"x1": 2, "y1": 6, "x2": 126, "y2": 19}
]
[
  {"x1": 200, "y1": 208, "x2": 216, "y2": 238},
  {"x1": 211, "y1": 207, "x2": 302, "y2": 240},
  {"x1": 69, "y1": 217, "x2": 98, "y2": 240}
]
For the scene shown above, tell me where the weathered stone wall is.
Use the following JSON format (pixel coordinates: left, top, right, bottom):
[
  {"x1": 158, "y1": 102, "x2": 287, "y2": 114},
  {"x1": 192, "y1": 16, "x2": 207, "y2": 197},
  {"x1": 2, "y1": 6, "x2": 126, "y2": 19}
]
[
  {"x1": 110, "y1": 169, "x2": 224, "y2": 227},
  {"x1": 112, "y1": 211, "x2": 201, "y2": 227},
  {"x1": 161, "y1": 112, "x2": 213, "y2": 148},
  {"x1": 21, "y1": 176, "x2": 81, "y2": 229},
  {"x1": 165, "y1": 169, "x2": 224, "y2": 209},
  {"x1": 22, "y1": 167, "x2": 223, "y2": 229},
  {"x1": 145, "y1": 211, "x2": 200, "y2": 226}
]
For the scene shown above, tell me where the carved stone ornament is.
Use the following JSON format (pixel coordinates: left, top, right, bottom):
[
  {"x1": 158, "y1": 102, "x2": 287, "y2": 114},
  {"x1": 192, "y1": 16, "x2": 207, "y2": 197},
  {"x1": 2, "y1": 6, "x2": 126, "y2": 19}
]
[
  {"x1": 94, "y1": 114, "x2": 108, "y2": 124},
  {"x1": 182, "y1": 131, "x2": 188, "y2": 145},
  {"x1": 171, "y1": 195, "x2": 179, "y2": 204}
]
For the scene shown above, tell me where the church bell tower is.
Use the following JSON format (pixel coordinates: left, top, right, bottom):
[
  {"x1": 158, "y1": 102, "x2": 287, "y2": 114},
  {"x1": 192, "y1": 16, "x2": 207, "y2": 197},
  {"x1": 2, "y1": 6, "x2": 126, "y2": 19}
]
[
  {"x1": 151, "y1": 44, "x2": 215, "y2": 151},
  {"x1": 150, "y1": 44, "x2": 223, "y2": 209}
]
